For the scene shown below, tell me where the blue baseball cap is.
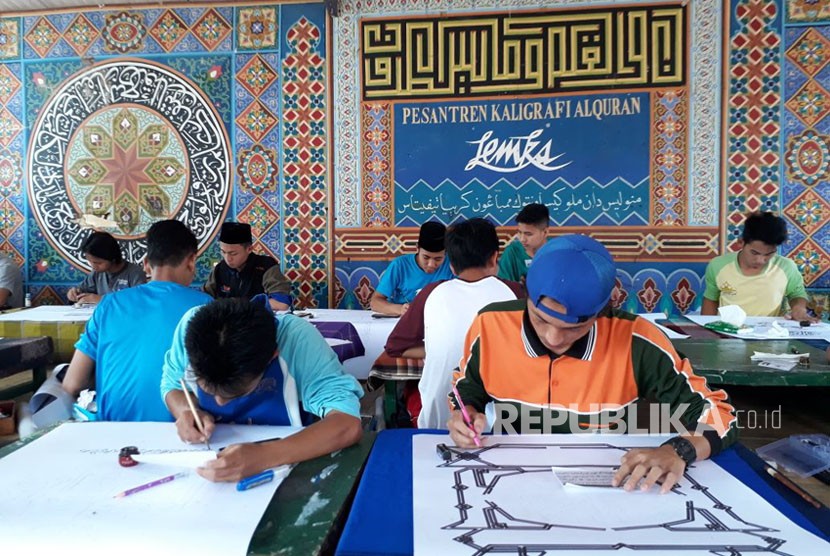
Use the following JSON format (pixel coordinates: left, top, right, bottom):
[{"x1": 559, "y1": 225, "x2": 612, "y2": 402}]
[{"x1": 526, "y1": 234, "x2": 616, "y2": 323}]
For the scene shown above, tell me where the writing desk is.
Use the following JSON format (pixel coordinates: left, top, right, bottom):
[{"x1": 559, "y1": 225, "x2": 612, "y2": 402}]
[
  {"x1": 671, "y1": 338, "x2": 830, "y2": 386},
  {"x1": 0, "y1": 336, "x2": 53, "y2": 399},
  {"x1": 0, "y1": 427, "x2": 375, "y2": 556},
  {"x1": 0, "y1": 306, "x2": 90, "y2": 363},
  {"x1": 299, "y1": 309, "x2": 399, "y2": 380},
  {"x1": 335, "y1": 429, "x2": 830, "y2": 555}
]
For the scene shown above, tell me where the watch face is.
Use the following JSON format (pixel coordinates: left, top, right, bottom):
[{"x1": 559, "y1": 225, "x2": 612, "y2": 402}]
[{"x1": 667, "y1": 437, "x2": 696, "y2": 465}]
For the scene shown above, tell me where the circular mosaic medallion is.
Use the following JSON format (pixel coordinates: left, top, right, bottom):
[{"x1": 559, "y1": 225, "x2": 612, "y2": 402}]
[{"x1": 27, "y1": 59, "x2": 231, "y2": 270}]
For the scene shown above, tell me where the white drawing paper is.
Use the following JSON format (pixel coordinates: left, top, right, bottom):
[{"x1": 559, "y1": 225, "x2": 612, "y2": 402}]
[
  {"x1": 412, "y1": 434, "x2": 829, "y2": 555},
  {"x1": 0, "y1": 304, "x2": 95, "y2": 322},
  {"x1": 131, "y1": 450, "x2": 217, "y2": 467},
  {"x1": 0, "y1": 422, "x2": 302, "y2": 556},
  {"x1": 686, "y1": 315, "x2": 830, "y2": 341}
]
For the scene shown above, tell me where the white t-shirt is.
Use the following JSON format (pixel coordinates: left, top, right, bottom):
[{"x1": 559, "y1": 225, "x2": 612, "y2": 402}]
[{"x1": 418, "y1": 276, "x2": 519, "y2": 429}]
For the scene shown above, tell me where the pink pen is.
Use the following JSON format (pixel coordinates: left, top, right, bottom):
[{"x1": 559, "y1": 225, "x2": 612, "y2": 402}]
[{"x1": 451, "y1": 383, "x2": 481, "y2": 447}]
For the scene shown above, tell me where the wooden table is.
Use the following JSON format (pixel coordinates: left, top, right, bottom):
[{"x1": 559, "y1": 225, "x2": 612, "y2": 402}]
[
  {"x1": 0, "y1": 427, "x2": 376, "y2": 555},
  {"x1": 0, "y1": 306, "x2": 90, "y2": 363},
  {"x1": 674, "y1": 339, "x2": 830, "y2": 386},
  {"x1": 0, "y1": 336, "x2": 53, "y2": 399}
]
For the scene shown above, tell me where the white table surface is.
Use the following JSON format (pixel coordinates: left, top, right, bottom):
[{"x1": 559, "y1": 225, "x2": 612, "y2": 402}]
[
  {"x1": 298, "y1": 309, "x2": 399, "y2": 380},
  {"x1": 0, "y1": 306, "x2": 397, "y2": 380}
]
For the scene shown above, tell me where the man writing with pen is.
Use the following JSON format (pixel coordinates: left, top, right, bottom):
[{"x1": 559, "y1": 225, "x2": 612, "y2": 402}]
[
  {"x1": 161, "y1": 298, "x2": 364, "y2": 482},
  {"x1": 448, "y1": 235, "x2": 739, "y2": 494}
]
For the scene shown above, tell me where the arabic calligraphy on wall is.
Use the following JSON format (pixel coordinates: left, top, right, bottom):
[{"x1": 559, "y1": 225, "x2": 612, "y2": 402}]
[
  {"x1": 393, "y1": 93, "x2": 649, "y2": 226},
  {"x1": 361, "y1": 4, "x2": 686, "y2": 100}
]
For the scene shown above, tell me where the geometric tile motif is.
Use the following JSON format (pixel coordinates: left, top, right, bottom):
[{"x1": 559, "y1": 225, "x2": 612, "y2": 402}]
[
  {"x1": 0, "y1": 149, "x2": 22, "y2": 198},
  {"x1": 0, "y1": 107, "x2": 22, "y2": 148},
  {"x1": 636, "y1": 276, "x2": 663, "y2": 313},
  {"x1": 335, "y1": 227, "x2": 720, "y2": 262},
  {"x1": 63, "y1": 14, "x2": 99, "y2": 57},
  {"x1": 361, "y1": 102, "x2": 393, "y2": 227},
  {"x1": 788, "y1": 0, "x2": 830, "y2": 23},
  {"x1": 652, "y1": 89, "x2": 688, "y2": 226},
  {"x1": 101, "y1": 11, "x2": 146, "y2": 54},
  {"x1": 237, "y1": 55, "x2": 277, "y2": 97},
  {"x1": 31, "y1": 285, "x2": 64, "y2": 307},
  {"x1": 24, "y1": 17, "x2": 61, "y2": 58},
  {"x1": 282, "y1": 17, "x2": 328, "y2": 308},
  {"x1": 149, "y1": 10, "x2": 189, "y2": 52},
  {"x1": 785, "y1": 129, "x2": 830, "y2": 187},
  {"x1": 238, "y1": 196, "x2": 279, "y2": 239},
  {"x1": 237, "y1": 144, "x2": 278, "y2": 195},
  {"x1": 670, "y1": 276, "x2": 697, "y2": 314},
  {"x1": 785, "y1": 28, "x2": 830, "y2": 77},
  {"x1": 192, "y1": 8, "x2": 232, "y2": 51},
  {"x1": 0, "y1": 199, "x2": 24, "y2": 239},
  {"x1": 0, "y1": 65, "x2": 21, "y2": 105},
  {"x1": 236, "y1": 99, "x2": 278, "y2": 142},
  {"x1": 0, "y1": 19, "x2": 20, "y2": 59},
  {"x1": 791, "y1": 237, "x2": 830, "y2": 286},
  {"x1": 237, "y1": 7, "x2": 277, "y2": 50},
  {"x1": 784, "y1": 189, "x2": 830, "y2": 236},
  {"x1": 725, "y1": 0, "x2": 781, "y2": 250},
  {"x1": 786, "y1": 79, "x2": 830, "y2": 127}
]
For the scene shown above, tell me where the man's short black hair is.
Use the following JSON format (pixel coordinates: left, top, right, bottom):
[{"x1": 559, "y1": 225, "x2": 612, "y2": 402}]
[
  {"x1": 445, "y1": 218, "x2": 500, "y2": 274},
  {"x1": 516, "y1": 203, "x2": 549, "y2": 227},
  {"x1": 80, "y1": 231, "x2": 123, "y2": 263},
  {"x1": 145, "y1": 220, "x2": 198, "y2": 267},
  {"x1": 741, "y1": 211, "x2": 788, "y2": 246},
  {"x1": 184, "y1": 298, "x2": 277, "y2": 397}
]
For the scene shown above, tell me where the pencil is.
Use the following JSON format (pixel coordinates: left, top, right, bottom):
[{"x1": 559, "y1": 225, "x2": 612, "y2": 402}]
[
  {"x1": 114, "y1": 471, "x2": 188, "y2": 499},
  {"x1": 766, "y1": 467, "x2": 823, "y2": 509},
  {"x1": 451, "y1": 383, "x2": 481, "y2": 447},
  {"x1": 179, "y1": 378, "x2": 211, "y2": 451}
]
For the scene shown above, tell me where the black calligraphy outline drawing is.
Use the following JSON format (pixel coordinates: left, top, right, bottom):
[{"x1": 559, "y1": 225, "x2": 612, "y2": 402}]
[{"x1": 433, "y1": 442, "x2": 796, "y2": 555}]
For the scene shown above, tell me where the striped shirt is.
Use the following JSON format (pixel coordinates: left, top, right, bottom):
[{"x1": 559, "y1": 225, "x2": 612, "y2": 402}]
[{"x1": 453, "y1": 299, "x2": 737, "y2": 454}]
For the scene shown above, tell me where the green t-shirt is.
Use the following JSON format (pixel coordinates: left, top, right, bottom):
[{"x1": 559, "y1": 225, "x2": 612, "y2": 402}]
[
  {"x1": 497, "y1": 240, "x2": 531, "y2": 282},
  {"x1": 703, "y1": 252, "x2": 807, "y2": 316}
]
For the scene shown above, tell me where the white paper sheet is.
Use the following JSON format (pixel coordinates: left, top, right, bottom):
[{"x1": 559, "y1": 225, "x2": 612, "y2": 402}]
[
  {"x1": 686, "y1": 315, "x2": 830, "y2": 341},
  {"x1": 412, "y1": 434, "x2": 829, "y2": 555},
  {"x1": 0, "y1": 422, "x2": 302, "y2": 556},
  {"x1": 0, "y1": 304, "x2": 94, "y2": 322},
  {"x1": 637, "y1": 312, "x2": 690, "y2": 339}
]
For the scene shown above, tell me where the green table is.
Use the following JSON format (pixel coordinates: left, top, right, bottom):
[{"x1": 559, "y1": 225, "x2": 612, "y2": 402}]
[
  {"x1": 0, "y1": 427, "x2": 376, "y2": 556},
  {"x1": 673, "y1": 339, "x2": 830, "y2": 386}
]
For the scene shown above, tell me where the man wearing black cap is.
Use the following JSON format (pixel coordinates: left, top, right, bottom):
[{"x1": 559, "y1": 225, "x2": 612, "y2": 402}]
[
  {"x1": 370, "y1": 221, "x2": 454, "y2": 316},
  {"x1": 204, "y1": 222, "x2": 292, "y2": 310},
  {"x1": 448, "y1": 234, "x2": 738, "y2": 494}
]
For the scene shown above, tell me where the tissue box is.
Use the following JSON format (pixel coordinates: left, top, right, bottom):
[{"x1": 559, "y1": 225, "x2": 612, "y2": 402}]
[{"x1": 0, "y1": 400, "x2": 16, "y2": 435}]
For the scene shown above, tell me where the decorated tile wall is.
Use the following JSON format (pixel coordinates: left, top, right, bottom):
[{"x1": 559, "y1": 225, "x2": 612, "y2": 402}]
[{"x1": 0, "y1": 2, "x2": 330, "y2": 307}]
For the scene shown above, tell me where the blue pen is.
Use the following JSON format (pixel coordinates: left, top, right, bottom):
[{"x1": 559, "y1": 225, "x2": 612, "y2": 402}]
[{"x1": 236, "y1": 470, "x2": 274, "y2": 491}]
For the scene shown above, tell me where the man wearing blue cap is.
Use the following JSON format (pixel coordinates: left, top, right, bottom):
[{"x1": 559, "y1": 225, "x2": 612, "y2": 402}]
[{"x1": 448, "y1": 234, "x2": 738, "y2": 494}]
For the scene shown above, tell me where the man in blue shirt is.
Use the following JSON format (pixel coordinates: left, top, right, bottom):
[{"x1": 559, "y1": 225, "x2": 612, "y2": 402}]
[
  {"x1": 62, "y1": 220, "x2": 211, "y2": 421},
  {"x1": 370, "y1": 221, "x2": 453, "y2": 315},
  {"x1": 161, "y1": 298, "x2": 364, "y2": 482}
]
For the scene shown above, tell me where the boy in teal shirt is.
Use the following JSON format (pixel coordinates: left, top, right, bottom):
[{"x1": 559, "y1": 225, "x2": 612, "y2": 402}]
[
  {"x1": 370, "y1": 221, "x2": 453, "y2": 315},
  {"x1": 498, "y1": 203, "x2": 550, "y2": 284}
]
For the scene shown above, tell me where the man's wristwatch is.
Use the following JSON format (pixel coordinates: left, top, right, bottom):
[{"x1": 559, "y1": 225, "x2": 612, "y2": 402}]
[{"x1": 661, "y1": 437, "x2": 697, "y2": 466}]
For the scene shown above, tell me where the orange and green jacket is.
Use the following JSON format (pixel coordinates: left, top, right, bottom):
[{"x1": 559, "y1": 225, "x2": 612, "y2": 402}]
[{"x1": 453, "y1": 299, "x2": 738, "y2": 454}]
